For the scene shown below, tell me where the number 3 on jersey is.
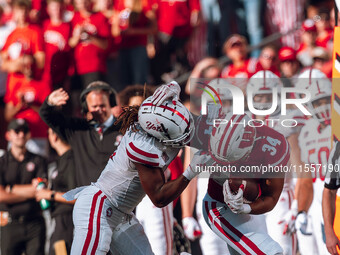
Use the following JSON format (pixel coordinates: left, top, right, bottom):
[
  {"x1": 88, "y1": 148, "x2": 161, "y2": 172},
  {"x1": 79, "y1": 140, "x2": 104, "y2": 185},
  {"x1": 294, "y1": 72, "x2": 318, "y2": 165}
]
[{"x1": 262, "y1": 136, "x2": 281, "y2": 156}]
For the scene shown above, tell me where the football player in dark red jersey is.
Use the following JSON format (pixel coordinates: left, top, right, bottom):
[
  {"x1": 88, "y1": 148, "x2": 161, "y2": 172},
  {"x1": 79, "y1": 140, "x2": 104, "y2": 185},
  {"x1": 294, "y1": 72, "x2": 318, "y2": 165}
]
[{"x1": 200, "y1": 112, "x2": 289, "y2": 255}]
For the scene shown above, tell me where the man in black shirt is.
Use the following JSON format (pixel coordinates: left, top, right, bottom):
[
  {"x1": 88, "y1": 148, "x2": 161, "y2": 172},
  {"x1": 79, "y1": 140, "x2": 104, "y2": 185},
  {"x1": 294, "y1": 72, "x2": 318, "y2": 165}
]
[
  {"x1": 36, "y1": 128, "x2": 77, "y2": 255},
  {"x1": 0, "y1": 119, "x2": 47, "y2": 255},
  {"x1": 39, "y1": 81, "x2": 122, "y2": 186},
  {"x1": 323, "y1": 142, "x2": 340, "y2": 255}
]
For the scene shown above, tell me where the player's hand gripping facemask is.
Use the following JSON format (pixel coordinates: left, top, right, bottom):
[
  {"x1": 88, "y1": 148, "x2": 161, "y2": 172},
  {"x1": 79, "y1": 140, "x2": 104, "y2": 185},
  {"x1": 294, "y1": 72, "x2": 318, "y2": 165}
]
[
  {"x1": 151, "y1": 81, "x2": 181, "y2": 106},
  {"x1": 139, "y1": 96, "x2": 195, "y2": 148}
]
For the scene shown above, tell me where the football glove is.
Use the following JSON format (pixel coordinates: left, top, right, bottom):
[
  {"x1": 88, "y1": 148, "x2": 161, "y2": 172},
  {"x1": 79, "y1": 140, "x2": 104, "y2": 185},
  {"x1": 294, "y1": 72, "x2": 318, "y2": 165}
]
[
  {"x1": 278, "y1": 199, "x2": 298, "y2": 235},
  {"x1": 151, "y1": 81, "x2": 181, "y2": 106},
  {"x1": 182, "y1": 217, "x2": 202, "y2": 241},
  {"x1": 183, "y1": 151, "x2": 210, "y2": 181},
  {"x1": 295, "y1": 211, "x2": 312, "y2": 235},
  {"x1": 223, "y1": 180, "x2": 251, "y2": 214}
]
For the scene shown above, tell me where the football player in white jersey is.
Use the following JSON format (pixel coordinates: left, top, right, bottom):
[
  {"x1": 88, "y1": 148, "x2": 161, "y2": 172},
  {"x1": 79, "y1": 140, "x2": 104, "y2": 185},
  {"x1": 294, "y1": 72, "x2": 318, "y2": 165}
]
[
  {"x1": 64, "y1": 82, "x2": 201, "y2": 255},
  {"x1": 118, "y1": 85, "x2": 175, "y2": 255},
  {"x1": 296, "y1": 69, "x2": 332, "y2": 255},
  {"x1": 322, "y1": 141, "x2": 340, "y2": 255}
]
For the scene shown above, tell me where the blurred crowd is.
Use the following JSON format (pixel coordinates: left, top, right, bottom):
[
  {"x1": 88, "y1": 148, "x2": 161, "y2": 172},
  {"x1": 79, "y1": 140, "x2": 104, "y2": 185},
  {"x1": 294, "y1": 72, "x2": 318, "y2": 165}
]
[
  {"x1": 0, "y1": 0, "x2": 339, "y2": 254},
  {"x1": 0, "y1": 0, "x2": 337, "y2": 152},
  {"x1": 0, "y1": 0, "x2": 337, "y2": 151}
]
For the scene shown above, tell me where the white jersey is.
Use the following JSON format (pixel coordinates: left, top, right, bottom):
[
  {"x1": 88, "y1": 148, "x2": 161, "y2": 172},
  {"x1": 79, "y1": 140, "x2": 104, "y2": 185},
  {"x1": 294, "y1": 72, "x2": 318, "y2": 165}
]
[
  {"x1": 95, "y1": 127, "x2": 179, "y2": 214},
  {"x1": 274, "y1": 109, "x2": 307, "y2": 138},
  {"x1": 298, "y1": 119, "x2": 332, "y2": 204},
  {"x1": 275, "y1": 109, "x2": 307, "y2": 190},
  {"x1": 298, "y1": 119, "x2": 331, "y2": 255}
]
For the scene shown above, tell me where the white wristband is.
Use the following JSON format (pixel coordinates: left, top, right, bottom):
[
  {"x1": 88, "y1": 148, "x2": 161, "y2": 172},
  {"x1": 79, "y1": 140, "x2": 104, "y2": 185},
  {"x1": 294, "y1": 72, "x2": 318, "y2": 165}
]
[{"x1": 182, "y1": 165, "x2": 198, "y2": 181}]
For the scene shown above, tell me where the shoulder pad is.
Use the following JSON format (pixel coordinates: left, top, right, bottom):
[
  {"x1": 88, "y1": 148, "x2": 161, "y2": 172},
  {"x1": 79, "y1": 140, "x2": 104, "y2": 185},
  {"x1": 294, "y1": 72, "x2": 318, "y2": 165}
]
[{"x1": 126, "y1": 131, "x2": 160, "y2": 167}]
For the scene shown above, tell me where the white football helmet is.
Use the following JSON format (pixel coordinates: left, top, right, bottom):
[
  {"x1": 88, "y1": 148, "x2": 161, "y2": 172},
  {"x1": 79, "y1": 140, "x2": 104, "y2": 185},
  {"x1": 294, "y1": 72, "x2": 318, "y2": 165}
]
[
  {"x1": 296, "y1": 69, "x2": 331, "y2": 125},
  {"x1": 209, "y1": 113, "x2": 256, "y2": 163},
  {"x1": 295, "y1": 68, "x2": 327, "y2": 90},
  {"x1": 247, "y1": 70, "x2": 282, "y2": 114},
  {"x1": 208, "y1": 78, "x2": 233, "y2": 114},
  {"x1": 138, "y1": 97, "x2": 195, "y2": 148}
]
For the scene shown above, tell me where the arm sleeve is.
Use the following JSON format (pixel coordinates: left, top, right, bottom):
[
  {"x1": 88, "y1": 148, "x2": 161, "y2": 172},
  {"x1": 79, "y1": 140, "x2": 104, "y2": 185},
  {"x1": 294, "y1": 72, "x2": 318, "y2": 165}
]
[
  {"x1": 126, "y1": 139, "x2": 160, "y2": 167},
  {"x1": 39, "y1": 98, "x2": 87, "y2": 142},
  {"x1": 65, "y1": 151, "x2": 77, "y2": 189}
]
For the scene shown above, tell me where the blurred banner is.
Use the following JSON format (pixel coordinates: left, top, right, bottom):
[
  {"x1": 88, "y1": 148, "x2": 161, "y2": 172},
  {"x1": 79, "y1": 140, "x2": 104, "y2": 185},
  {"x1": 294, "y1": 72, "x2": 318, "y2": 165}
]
[
  {"x1": 332, "y1": 25, "x2": 340, "y2": 254},
  {"x1": 332, "y1": 27, "x2": 340, "y2": 142}
]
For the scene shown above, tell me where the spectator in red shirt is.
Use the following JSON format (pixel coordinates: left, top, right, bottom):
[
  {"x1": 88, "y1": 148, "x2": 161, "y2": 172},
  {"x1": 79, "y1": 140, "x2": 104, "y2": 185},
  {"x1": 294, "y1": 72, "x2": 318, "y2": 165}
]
[
  {"x1": 254, "y1": 45, "x2": 280, "y2": 76},
  {"x1": 69, "y1": 0, "x2": 110, "y2": 88},
  {"x1": 0, "y1": 5, "x2": 15, "y2": 149},
  {"x1": 1, "y1": 0, "x2": 49, "y2": 156},
  {"x1": 1, "y1": 0, "x2": 45, "y2": 85},
  {"x1": 221, "y1": 34, "x2": 256, "y2": 92},
  {"x1": 112, "y1": 0, "x2": 157, "y2": 87},
  {"x1": 278, "y1": 46, "x2": 301, "y2": 88},
  {"x1": 4, "y1": 79, "x2": 51, "y2": 156},
  {"x1": 42, "y1": 0, "x2": 72, "y2": 89},
  {"x1": 297, "y1": 19, "x2": 317, "y2": 67}
]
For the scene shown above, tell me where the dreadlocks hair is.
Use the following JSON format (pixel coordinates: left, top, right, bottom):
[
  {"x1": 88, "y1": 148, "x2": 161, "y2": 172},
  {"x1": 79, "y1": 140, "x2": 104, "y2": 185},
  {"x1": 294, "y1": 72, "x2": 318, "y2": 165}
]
[{"x1": 114, "y1": 105, "x2": 140, "y2": 135}]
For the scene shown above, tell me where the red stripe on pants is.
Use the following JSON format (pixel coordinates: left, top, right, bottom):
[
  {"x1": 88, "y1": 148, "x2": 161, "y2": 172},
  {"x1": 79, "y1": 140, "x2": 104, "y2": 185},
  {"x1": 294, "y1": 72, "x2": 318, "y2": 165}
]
[
  {"x1": 90, "y1": 194, "x2": 107, "y2": 254},
  {"x1": 81, "y1": 190, "x2": 102, "y2": 255},
  {"x1": 204, "y1": 201, "x2": 251, "y2": 255},
  {"x1": 211, "y1": 202, "x2": 266, "y2": 255}
]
